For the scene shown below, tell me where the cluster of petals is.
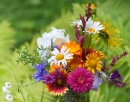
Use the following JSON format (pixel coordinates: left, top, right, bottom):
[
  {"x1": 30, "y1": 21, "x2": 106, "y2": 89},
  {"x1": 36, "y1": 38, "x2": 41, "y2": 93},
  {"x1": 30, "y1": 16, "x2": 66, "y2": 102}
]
[
  {"x1": 2, "y1": 82, "x2": 13, "y2": 102},
  {"x1": 73, "y1": 18, "x2": 104, "y2": 34},
  {"x1": 37, "y1": 27, "x2": 69, "y2": 61}
]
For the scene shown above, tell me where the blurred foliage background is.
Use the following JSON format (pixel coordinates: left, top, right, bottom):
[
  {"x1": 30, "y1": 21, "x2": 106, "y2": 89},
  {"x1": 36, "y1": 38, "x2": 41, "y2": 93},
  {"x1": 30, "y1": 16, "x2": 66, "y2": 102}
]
[{"x1": 0, "y1": 0, "x2": 130, "y2": 102}]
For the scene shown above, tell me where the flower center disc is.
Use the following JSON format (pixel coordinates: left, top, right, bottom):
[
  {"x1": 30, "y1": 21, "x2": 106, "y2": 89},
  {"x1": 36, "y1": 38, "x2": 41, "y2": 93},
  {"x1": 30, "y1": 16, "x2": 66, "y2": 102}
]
[
  {"x1": 89, "y1": 59, "x2": 97, "y2": 68},
  {"x1": 88, "y1": 28, "x2": 95, "y2": 33},
  {"x1": 56, "y1": 54, "x2": 64, "y2": 60},
  {"x1": 78, "y1": 76, "x2": 85, "y2": 84},
  {"x1": 57, "y1": 79, "x2": 62, "y2": 84}
]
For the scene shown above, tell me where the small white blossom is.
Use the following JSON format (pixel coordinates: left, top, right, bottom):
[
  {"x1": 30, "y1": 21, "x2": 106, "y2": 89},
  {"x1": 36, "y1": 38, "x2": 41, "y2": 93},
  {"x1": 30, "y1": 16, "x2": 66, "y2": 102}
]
[
  {"x1": 2, "y1": 86, "x2": 10, "y2": 94},
  {"x1": 5, "y1": 94, "x2": 13, "y2": 102},
  {"x1": 5, "y1": 82, "x2": 12, "y2": 88}
]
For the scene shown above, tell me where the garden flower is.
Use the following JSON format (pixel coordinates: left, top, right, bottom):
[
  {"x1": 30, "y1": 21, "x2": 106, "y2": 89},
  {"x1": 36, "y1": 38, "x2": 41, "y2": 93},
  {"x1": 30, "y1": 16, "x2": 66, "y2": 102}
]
[
  {"x1": 68, "y1": 55, "x2": 83, "y2": 71},
  {"x1": 110, "y1": 70, "x2": 125, "y2": 87},
  {"x1": 33, "y1": 62, "x2": 48, "y2": 82},
  {"x1": 43, "y1": 74, "x2": 56, "y2": 84},
  {"x1": 3, "y1": 86, "x2": 10, "y2": 94},
  {"x1": 37, "y1": 27, "x2": 69, "y2": 61},
  {"x1": 92, "y1": 74, "x2": 102, "y2": 91},
  {"x1": 5, "y1": 82, "x2": 12, "y2": 88},
  {"x1": 5, "y1": 94, "x2": 13, "y2": 102},
  {"x1": 67, "y1": 67, "x2": 94, "y2": 93},
  {"x1": 85, "y1": 18, "x2": 104, "y2": 34},
  {"x1": 85, "y1": 53, "x2": 102, "y2": 74},
  {"x1": 64, "y1": 41, "x2": 82, "y2": 56},
  {"x1": 45, "y1": 69, "x2": 68, "y2": 95},
  {"x1": 93, "y1": 22, "x2": 122, "y2": 47},
  {"x1": 48, "y1": 46, "x2": 73, "y2": 67}
]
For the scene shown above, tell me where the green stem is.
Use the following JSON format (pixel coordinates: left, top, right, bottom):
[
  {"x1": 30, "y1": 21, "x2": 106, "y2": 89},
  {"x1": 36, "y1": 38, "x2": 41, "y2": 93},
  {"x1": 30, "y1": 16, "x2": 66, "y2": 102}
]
[
  {"x1": 13, "y1": 72, "x2": 26, "y2": 102},
  {"x1": 40, "y1": 86, "x2": 45, "y2": 102},
  {"x1": 11, "y1": 81, "x2": 38, "y2": 94},
  {"x1": 87, "y1": 34, "x2": 92, "y2": 50}
]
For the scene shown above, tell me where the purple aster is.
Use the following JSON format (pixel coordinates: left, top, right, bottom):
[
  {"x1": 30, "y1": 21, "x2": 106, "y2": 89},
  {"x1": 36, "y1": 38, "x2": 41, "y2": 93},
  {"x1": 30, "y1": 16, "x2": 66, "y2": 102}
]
[
  {"x1": 34, "y1": 62, "x2": 46, "y2": 70},
  {"x1": 43, "y1": 74, "x2": 56, "y2": 84},
  {"x1": 92, "y1": 74, "x2": 102, "y2": 91},
  {"x1": 110, "y1": 70, "x2": 125, "y2": 87},
  {"x1": 67, "y1": 67, "x2": 94, "y2": 93}
]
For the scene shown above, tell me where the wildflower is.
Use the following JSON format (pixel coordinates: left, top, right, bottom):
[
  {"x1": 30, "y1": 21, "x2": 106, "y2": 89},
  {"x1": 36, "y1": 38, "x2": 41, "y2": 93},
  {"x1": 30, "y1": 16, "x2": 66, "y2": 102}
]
[
  {"x1": 110, "y1": 70, "x2": 125, "y2": 87},
  {"x1": 33, "y1": 62, "x2": 48, "y2": 82},
  {"x1": 5, "y1": 82, "x2": 12, "y2": 88},
  {"x1": 3, "y1": 86, "x2": 10, "y2": 94},
  {"x1": 64, "y1": 41, "x2": 82, "y2": 56},
  {"x1": 85, "y1": 53, "x2": 102, "y2": 74},
  {"x1": 93, "y1": 22, "x2": 122, "y2": 47},
  {"x1": 85, "y1": 18, "x2": 104, "y2": 34},
  {"x1": 92, "y1": 74, "x2": 102, "y2": 91},
  {"x1": 48, "y1": 46, "x2": 73, "y2": 67},
  {"x1": 67, "y1": 67, "x2": 93, "y2": 93},
  {"x1": 5, "y1": 94, "x2": 13, "y2": 102},
  {"x1": 45, "y1": 69, "x2": 68, "y2": 95},
  {"x1": 68, "y1": 55, "x2": 83, "y2": 71},
  {"x1": 43, "y1": 74, "x2": 56, "y2": 84},
  {"x1": 33, "y1": 70, "x2": 48, "y2": 82},
  {"x1": 34, "y1": 62, "x2": 46, "y2": 70},
  {"x1": 37, "y1": 27, "x2": 69, "y2": 60}
]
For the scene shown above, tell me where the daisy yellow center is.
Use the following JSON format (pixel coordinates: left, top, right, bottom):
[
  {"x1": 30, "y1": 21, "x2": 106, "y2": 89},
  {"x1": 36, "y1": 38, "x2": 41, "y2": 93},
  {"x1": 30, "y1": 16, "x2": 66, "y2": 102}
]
[
  {"x1": 56, "y1": 54, "x2": 64, "y2": 60},
  {"x1": 88, "y1": 28, "x2": 95, "y2": 33},
  {"x1": 57, "y1": 79, "x2": 62, "y2": 84},
  {"x1": 89, "y1": 59, "x2": 97, "y2": 68},
  {"x1": 78, "y1": 76, "x2": 85, "y2": 84}
]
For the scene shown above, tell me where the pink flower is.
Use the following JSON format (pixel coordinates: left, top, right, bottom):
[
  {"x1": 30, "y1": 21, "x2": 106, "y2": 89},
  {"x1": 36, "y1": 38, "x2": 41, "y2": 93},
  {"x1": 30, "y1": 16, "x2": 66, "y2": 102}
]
[{"x1": 67, "y1": 67, "x2": 94, "y2": 93}]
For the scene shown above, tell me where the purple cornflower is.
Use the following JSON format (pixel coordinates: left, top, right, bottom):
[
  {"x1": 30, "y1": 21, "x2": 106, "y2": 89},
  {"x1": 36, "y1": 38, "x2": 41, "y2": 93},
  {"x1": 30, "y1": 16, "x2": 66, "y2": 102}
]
[
  {"x1": 43, "y1": 74, "x2": 56, "y2": 84},
  {"x1": 34, "y1": 62, "x2": 46, "y2": 70},
  {"x1": 110, "y1": 70, "x2": 125, "y2": 87},
  {"x1": 33, "y1": 62, "x2": 48, "y2": 82}
]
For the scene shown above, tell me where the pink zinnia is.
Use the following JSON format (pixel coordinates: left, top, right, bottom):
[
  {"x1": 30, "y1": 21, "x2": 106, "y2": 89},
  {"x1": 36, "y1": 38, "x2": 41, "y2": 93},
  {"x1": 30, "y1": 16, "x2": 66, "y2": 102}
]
[{"x1": 67, "y1": 67, "x2": 94, "y2": 93}]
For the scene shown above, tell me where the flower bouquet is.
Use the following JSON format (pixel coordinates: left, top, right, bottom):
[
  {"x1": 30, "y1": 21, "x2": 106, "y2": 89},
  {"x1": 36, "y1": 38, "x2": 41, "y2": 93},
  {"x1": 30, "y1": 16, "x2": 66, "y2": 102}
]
[{"x1": 15, "y1": 2, "x2": 127, "y2": 102}]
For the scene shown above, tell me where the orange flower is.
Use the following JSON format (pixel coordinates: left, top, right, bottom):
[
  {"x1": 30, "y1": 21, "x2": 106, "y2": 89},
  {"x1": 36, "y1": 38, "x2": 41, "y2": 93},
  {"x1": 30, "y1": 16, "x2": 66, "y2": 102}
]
[
  {"x1": 68, "y1": 55, "x2": 84, "y2": 71},
  {"x1": 65, "y1": 41, "x2": 82, "y2": 56},
  {"x1": 50, "y1": 64, "x2": 62, "y2": 72},
  {"x1": 86, "y1": 47, "x2": 107, "y2": 59}
]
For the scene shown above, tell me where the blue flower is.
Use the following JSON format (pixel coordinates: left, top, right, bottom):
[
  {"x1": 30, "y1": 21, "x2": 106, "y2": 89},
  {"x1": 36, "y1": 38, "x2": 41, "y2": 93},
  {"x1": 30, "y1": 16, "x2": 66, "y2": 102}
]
[
  {"x1": 33, "y1": 62, "x2": 48, "y2": 82},
  {"x1": 34, "y1": 62, "x2": 46, "y2": 70}
]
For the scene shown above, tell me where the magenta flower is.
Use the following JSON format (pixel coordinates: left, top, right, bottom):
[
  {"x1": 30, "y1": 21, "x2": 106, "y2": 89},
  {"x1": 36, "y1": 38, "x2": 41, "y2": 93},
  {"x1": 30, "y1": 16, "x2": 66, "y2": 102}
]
[{"x1": 67, "y1": 67, "x2": 94, "y2": 93}]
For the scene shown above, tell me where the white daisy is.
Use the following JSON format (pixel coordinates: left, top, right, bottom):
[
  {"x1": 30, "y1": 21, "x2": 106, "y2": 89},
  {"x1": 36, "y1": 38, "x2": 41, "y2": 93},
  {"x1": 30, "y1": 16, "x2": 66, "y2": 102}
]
[
  {"x1": 85, "y1": 18, "x2": 104, "y2": 34},
  {"x1": 37, "y1": 27, "x2": 69, "y2": 61},
  {"x1": 5, "y1": 94, "x2": 13, "y2": 102},
  {"x1": 5, "y1": 82, "x2": 12, "y2": 88},
  {"x1": 48, "y1": 46, "x2": 73, "y2": 67},
  {"x1": 2, "y1": 86, "x2": 10, "y2": 94}
]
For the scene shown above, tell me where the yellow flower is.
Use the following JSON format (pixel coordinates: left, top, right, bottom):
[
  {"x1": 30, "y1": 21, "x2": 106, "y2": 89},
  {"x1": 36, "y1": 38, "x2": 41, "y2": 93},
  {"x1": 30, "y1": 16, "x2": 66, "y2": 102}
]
[
  {"x1": 85, "y1": 53, "x2": 102, "y2": 74},
  {"x1": 93, "y1": 22, "x2": 122, "y2": 47},
  {"x1": 65, "y1": 41, "x2": 82, "y2": 56}
]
